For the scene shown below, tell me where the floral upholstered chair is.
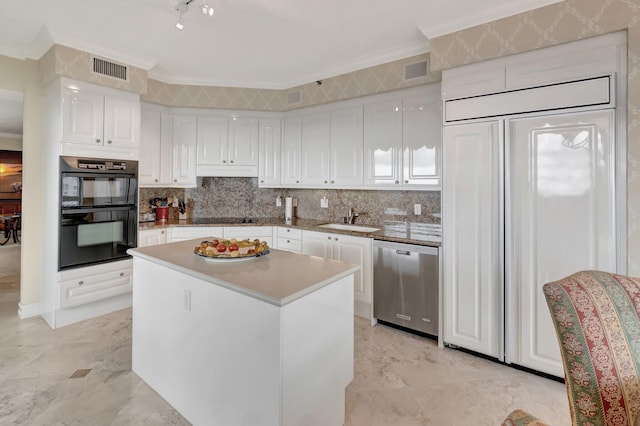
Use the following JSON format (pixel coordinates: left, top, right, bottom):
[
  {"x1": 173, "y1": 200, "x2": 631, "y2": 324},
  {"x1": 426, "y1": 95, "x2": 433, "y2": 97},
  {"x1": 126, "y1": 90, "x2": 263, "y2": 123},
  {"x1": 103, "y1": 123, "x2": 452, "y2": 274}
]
[{"x1": 503, "y1": 270, "x2": 640, "y2": 426}]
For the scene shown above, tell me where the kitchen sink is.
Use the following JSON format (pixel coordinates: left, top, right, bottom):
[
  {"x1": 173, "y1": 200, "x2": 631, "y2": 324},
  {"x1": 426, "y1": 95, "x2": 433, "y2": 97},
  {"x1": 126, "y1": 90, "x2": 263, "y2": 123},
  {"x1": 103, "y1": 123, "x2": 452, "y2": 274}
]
[{"x1": 317, "y1": 223, "x2": 381, "y2": 233}]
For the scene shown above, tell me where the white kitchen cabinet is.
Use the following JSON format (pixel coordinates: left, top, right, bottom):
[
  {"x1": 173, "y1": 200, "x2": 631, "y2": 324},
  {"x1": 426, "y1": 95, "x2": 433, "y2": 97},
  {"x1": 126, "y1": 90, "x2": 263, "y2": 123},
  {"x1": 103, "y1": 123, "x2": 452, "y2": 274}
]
[
  {"x1": 196, "y1": 114, "x2": 259, "y2": 177},
  {"x1": 302, "y1": 230, "x2": 373, "y2": 319},
  {"x1": 223, "y1": 226, "x2": 274, "y2": 247},
  {"x1": 282, "y1": 117, "x2": 302, "y2": 186},
  {"x1": 60, "y1": 79, "x2": 140, "y2": 160},
  {"x1": 402, "y1": 91, "x2": 441, "y2": 186},
  {"x1": 293, "y1": 106, "x2": 363, "y2": 188},
  {"x1": 59, "y1": 261, "x2": 132, "y2": 310},
  {"x1": 139, "y1": 107, "x2": 162, "y2": 185},
  {"x1": 197, "y1": 115, "x2": 229, "y2": 166},
  {"x1": 140, "y1": 105, "x2": 195, "y2": 188},
  {"x1": 51, "y1": 259, "x2": 133, "y2": 328},
  {"x1": 300, "y1": 112, "x2": 331, "y2": 186},
  {"x1": 169, "y1": 226, "x2": 223, "y2": 242},
  {"x1": 229, "y1": 117, "x2": 259, "y2": 166},
  {"x1": 258, "y1": 118, "x2": 282, "y2": 186},
  {"x1": 363, "y1": 84, "x2": 441, "y2": 189},
  {"x1": 363, "y1": 98, "x2": 402, "y2": 187},
  {"x1": 138, "y1": 228, "x2": 168, "y2": 247},
  {"x1": 276, "y1": 227, "x2": 302, "y2": 253},
  {"x1": 330, "y1": 107, "x2": 363, "y2": 187},
  {"x1": 172, "y1": 114, "x2": 197, "y2": 186},
  {"x1": 442, "y1": 121, "x2": 502, "y2": 359}
]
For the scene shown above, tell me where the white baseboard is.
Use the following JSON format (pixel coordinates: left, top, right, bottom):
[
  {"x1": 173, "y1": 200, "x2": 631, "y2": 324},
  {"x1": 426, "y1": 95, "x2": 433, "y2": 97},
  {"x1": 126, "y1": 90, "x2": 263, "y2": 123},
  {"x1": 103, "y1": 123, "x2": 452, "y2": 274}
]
[{"x1": 19, "y1": 302, "x2": 39, "y2": 319}]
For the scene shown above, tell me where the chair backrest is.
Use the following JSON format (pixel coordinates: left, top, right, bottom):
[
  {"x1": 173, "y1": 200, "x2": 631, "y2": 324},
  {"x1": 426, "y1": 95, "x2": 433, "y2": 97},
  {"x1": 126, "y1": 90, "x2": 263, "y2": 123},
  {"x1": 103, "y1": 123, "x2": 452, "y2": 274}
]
[{"x1": 543, "y1": 270, "x2": 640, "y2": 426}]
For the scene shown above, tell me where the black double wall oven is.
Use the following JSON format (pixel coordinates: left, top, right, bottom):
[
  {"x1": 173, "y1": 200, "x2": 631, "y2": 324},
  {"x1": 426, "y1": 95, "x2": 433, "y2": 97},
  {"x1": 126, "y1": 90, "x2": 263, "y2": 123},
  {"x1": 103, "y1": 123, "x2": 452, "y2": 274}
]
[{"x1": 59, "y1": 156, "x2": 138, "y2": 270}]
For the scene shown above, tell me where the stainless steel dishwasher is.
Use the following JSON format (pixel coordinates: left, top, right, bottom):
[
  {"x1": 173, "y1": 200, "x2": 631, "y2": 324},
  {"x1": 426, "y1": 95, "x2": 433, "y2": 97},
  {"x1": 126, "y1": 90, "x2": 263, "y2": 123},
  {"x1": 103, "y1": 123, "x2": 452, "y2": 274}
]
[{"x1": 373, "y1": 240, "x2": 439, "y2": 336}]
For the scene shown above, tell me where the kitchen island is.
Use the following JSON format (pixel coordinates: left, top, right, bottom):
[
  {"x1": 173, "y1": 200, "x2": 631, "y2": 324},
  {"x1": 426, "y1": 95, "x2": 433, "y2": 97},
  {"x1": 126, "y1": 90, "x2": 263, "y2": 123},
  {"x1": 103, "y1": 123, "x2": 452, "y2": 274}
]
[{"x1": 128, "y1": 239, "x2": 359, "y2": 426}]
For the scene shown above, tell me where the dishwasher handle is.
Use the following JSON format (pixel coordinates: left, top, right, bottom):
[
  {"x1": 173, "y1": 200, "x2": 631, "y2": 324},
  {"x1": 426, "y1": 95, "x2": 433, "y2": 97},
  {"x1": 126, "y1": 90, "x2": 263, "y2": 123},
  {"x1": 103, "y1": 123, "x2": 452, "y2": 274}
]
[{"x1": 396, "y1": 250, "x2": 411, "y2": 256}]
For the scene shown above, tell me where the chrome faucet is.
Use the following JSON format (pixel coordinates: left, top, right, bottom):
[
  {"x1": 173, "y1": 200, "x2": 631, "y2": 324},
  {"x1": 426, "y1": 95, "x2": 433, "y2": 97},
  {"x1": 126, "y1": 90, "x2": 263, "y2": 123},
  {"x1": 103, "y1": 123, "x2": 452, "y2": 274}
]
[{"x1": 347, "y1": 207, "x2": 359, "y2": 224}]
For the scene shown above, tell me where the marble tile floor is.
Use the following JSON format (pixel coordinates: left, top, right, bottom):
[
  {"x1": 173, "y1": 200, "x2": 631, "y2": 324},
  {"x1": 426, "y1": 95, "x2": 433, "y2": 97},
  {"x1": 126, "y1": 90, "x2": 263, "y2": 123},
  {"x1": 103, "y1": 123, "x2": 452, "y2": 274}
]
[{"x1": 0, "y1": 246, "x2": 570, "y2": 425}]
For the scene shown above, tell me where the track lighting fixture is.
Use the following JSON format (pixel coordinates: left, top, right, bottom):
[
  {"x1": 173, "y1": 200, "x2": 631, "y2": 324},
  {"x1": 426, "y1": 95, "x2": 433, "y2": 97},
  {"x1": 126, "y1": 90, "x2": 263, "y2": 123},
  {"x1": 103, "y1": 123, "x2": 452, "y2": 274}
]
[
  {"x1": 202, "y1": 0, "x2": 214, "y2": 16},
  {"x1": 174, "y1": 0, "x2": 214, "y2": 30}
]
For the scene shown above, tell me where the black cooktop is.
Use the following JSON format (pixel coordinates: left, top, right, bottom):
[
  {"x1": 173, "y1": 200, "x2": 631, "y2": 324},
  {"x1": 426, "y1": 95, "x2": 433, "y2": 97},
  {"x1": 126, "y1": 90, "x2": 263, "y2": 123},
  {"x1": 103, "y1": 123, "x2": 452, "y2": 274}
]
[{"x1": 190, "y1": 217, "x2": 260, "y2": 224}]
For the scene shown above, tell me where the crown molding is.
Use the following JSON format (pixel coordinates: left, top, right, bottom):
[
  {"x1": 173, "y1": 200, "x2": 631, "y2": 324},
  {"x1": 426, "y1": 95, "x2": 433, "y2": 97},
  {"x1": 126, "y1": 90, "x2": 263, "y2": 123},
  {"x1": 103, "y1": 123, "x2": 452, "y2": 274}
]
[
  {"x1": 0, "y1": 132, "x2": 22, "y2": 139},
  {"x1": 148, "y1": 39, "x2": 430, "y2": 90},
  {"x1": 419, "y1": 0, "x2": 564, "y2": 39}
]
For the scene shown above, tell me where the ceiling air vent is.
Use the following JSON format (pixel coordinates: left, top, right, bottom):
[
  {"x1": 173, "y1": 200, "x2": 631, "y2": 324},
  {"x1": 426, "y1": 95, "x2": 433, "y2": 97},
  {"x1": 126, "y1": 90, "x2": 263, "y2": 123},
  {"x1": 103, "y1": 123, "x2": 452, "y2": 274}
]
[
  {"x1": 287, "y1": 90, "x2": 301, "y2": 105},
  {"x1": 404, "y1": 61, "x2": 428, "y2": 80},
  {"x1": 92, "y1": 57, "x2": 128, "y2": 81}
]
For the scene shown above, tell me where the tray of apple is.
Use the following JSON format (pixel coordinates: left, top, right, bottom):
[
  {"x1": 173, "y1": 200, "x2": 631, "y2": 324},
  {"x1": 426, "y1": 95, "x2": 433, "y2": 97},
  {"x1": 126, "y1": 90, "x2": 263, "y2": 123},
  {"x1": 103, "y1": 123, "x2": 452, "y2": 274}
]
[{"x1": 194, "y1": 238, "x2": 270, "y2": 261}]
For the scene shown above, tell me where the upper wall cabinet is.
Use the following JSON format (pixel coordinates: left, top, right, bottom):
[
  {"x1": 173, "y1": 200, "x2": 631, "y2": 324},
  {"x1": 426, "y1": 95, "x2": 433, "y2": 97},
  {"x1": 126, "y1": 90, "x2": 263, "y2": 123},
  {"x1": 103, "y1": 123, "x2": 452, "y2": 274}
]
[
  {"x1": 441, "y1": 32, "x2": 626, "y2": 101},
  {"x1": 330, "y1": 107, "x2": 363, "y2": 187},
  {"x1": 269, "y1": 106, "x2": 363, "y2": 189},
  {"x1": 258, "y1": 118, "x2": 282, "y2": 186},
  {"x1": 281, "y1": 116, "x2": 302, "y2": 186},
  {"x1": 259, "y1": 84, "x2": 440, "y2": 190},
  {"x1": 363, "y1": 84, "x2": 441, "y2": 189},
  {"x1": 172, "y1": 114, "x2": 197, "y2": 186},
  {"x1": 139, "y1": 104, "x2": 196, "y2": 188},
  {"x1": 59, "y1": 78, "x2": 140, "y2": 160},
  {"x1": 196, "y1": 114, "x2": 259, "y2": 177},
  {"x1": 300, "y1": 112, "x2": 331, "y2": 186}
]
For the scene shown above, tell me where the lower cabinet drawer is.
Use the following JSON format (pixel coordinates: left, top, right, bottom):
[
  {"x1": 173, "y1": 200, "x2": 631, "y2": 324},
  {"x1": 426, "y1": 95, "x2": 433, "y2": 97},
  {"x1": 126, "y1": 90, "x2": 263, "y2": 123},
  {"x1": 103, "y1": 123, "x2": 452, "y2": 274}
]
[
  {"x1": 277, "y1": 237, "x2": 302, "y2": 253},
  {"x1": 59, "y1": 264, "x2": 132, "y2": 309}
]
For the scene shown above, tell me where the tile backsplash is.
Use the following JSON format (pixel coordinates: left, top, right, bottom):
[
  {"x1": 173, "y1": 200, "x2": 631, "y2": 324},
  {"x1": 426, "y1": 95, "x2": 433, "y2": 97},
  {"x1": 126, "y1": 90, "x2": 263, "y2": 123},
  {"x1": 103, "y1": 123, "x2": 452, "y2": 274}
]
[{"x1": 140, "y1": 178, "x2": 440, "y2": 225}]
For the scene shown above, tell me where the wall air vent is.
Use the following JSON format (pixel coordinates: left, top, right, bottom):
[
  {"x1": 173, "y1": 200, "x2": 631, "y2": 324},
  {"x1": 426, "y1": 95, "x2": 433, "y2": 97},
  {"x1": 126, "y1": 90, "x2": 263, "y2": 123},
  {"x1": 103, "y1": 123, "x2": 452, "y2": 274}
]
[
  {"x1": 287, "y1": 90, "x2": 301, "y2": 105},
  {"x1": 91, "y1": 57, "x2": 129, "y2": 81},
  {"x1": 404, "y1": 61, "x2": 428, "y2": 80}
]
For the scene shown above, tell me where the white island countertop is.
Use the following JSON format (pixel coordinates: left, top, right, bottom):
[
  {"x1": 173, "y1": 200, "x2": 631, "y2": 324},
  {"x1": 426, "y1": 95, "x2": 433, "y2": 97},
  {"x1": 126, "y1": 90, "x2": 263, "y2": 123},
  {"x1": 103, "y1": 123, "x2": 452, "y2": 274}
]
[{"x1": 127, "y1": 238, "x2": 359, "y2": 307}]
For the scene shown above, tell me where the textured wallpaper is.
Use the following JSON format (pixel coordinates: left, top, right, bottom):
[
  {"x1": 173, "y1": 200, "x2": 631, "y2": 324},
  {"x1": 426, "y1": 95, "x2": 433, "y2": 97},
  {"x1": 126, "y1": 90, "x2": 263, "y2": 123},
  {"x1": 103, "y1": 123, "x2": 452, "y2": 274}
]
[
  {"x1": 142, "y1": 53, "x2": 438, "y2": 111},
  {"x1": 142, "y1": 79, "x2": 285, "y2": 111},
  {"x1": 282, "y1": 53, "x2": 440, "y2": 111},
  {"x1": 429, "y1": 0, "x2": 640, "y2": 275},
  {"x1": 38, "y1": 45, "x2": 148, "y2": 95}
]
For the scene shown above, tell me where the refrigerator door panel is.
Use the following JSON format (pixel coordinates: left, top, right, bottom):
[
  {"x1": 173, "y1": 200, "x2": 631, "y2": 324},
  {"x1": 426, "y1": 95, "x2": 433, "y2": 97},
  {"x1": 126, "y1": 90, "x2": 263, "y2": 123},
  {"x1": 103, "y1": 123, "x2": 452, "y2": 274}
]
[{"x1": 507, "y1": 109, "x2": 617, "y2": 377}]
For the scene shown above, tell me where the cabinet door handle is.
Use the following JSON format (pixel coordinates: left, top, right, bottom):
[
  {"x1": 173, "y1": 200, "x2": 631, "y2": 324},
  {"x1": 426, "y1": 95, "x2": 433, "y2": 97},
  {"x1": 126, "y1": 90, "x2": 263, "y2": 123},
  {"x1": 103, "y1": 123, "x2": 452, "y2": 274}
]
[
  {"x1": 120, "y1": 272, "x2": 125, "y2": 276},
  {"x1": 286, "y1": 229, "x2": 290, "y2": 232},
  {"x1": 107, "y1": 140, "x2": 113, "y2": 144},
  {"x1": 223, "y1": 160, "x2": 227, "y2": 163},
  {"x1": 331, "y1": 180, "x2": 334, "y2": 184},
  {"x1": 96, "y1": 139, "x2": 101, "y2": 143},
  {"x1": 260, "y1": 180, "x2": 264, "y2": 183},
  {"x1": 404, "y1": 180, "x2": 409, "y2": 184},
  {"x1": 154, "y1": 179, "x2": 159, "y2": 183},
  {"x1": 296, "y1": 180, "x2": 299, "y2": 184},
  {"x1": 324, "y1": 180, "x2": 328, "y2": 184},
  {"x1": 174, "y1": 179, "x2": 178, "y2": 183},
  {"x1": 78, "y1": 281, "x2": 84, "y2": 285},
  {"x1": 230, "y1": 160, "x2": 234, "y2": 164},
  {"x1": 327, "y1": 236, "x2": 332, "y2": 240},
  {"x1": 161, "y1": 231, "x2": 165, "y2": 234},
  {"x1": 395, "y1": 180, "x2": 400, "y2": 184},
  {"x1": 287, "y1": 240, "x2": 290, "y2": 243},
  {"x1": 334, "y1": 237, "x2": 338, "y2": 241}
]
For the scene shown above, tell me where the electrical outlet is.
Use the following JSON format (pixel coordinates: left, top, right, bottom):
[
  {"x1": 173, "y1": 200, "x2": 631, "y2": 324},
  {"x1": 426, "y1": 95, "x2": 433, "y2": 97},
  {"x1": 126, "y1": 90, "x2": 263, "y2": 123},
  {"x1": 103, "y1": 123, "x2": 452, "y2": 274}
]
[
  {"x1": 276, "y1": 196, "x2": 282, "y2": 207},
  {"x1": 183, "y1": 289, "x2": 191, "y2": 311},
  {"x1": 414, "y1": 204, "x2": 422, "y2": 215},
  {"x1": 321, "y1": 197, "x2": 329, "y2": 208}
]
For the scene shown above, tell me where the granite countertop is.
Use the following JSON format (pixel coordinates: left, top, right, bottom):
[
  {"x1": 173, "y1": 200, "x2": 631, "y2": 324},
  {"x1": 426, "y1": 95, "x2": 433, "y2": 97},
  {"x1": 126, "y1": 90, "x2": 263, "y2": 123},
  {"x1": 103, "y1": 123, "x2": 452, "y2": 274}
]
[
  {"x1": 139, "y1": 217, "x2": 441, "y2": 247},
  {"x1": 128, "y1": 240, "x2": 360, "y2": 306}
]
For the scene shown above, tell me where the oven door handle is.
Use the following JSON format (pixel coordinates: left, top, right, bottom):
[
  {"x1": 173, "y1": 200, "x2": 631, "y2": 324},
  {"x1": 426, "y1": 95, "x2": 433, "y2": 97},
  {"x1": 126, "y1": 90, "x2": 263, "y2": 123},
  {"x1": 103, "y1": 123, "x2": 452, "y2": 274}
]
[{"x1": 62, "y1": 206, "x2": 136, "y2": 215}]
